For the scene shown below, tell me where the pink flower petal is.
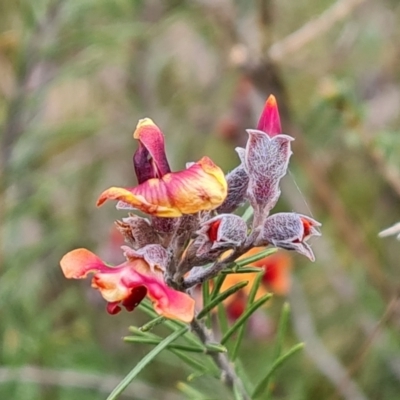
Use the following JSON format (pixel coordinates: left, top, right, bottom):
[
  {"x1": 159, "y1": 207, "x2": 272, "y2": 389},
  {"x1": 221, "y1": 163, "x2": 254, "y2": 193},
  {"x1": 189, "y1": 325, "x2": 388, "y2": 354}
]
[
  {"x1": 133, "y1": 118, "x2": 171, "y2": 182},
  {"x1": 122, "y1": 272, "x2": 195, "y2": 322},
  {"x1": 60, "y1": 248, "x2": 195, "y2": 322},
  {"x1": 256, "y1": 95, "x2": 282, "y2": 137}
]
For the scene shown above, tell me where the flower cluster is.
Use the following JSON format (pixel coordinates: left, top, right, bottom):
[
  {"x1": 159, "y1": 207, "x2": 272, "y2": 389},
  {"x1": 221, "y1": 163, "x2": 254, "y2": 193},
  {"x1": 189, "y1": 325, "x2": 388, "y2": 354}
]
[{"x1": 60, "y1": 95, "x2": 321, "y2": 323}]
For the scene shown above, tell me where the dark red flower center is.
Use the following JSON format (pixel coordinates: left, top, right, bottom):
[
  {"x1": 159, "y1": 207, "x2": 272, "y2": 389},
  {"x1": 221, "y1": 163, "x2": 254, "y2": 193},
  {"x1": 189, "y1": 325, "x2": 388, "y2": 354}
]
[
  {"x1": 122, "y1": 286, "x2": 148, "y2": 311},
  {"x1": 300, "y1": 217, "x2": 313, "y2": 239},
  {"x1": 208, "y1": 220, "x2": 221, "y2": 242},
  {"x1": 106, "y1": 286, "x2": 148, "y2": 315}
]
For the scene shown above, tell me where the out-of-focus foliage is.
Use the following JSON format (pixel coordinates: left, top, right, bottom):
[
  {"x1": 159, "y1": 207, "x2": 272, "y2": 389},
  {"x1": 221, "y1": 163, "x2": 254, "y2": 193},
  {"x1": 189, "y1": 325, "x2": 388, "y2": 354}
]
[{"x1": 1, "y1": 0, "x2": 400, "y2": 399}]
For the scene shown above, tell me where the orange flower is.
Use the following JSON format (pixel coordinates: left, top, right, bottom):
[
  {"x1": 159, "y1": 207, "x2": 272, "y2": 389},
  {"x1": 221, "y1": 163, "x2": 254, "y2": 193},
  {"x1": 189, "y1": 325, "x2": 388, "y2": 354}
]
[
  {"x1": 244, "y1": 248, "x2": 292, "y2": 295},
  {"x1": 221, "y1": 248, "x2": 292, "y2": 320},
  {"x1": 97, "y1": 119, "x2": 227, "y2": 217},
  {"x1": 60, "y1": 245, "x2": 195, "y2": 322}
]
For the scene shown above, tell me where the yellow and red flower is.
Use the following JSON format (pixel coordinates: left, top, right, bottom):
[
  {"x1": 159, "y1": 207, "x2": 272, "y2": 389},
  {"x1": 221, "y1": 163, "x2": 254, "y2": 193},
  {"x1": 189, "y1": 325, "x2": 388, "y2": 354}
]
[
  {"x1": 97, "y1": 118, "x2": 228, "y2": 217},
  {"x1": 60, "y1": 244, "x2": 195, "y2": 322}
]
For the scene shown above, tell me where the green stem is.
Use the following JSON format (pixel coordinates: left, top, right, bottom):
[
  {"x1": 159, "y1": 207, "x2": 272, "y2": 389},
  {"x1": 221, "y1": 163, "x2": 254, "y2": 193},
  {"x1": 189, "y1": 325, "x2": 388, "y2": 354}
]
[{"x1": 221, "y1": 293, "x2": 272, "y2": 345}]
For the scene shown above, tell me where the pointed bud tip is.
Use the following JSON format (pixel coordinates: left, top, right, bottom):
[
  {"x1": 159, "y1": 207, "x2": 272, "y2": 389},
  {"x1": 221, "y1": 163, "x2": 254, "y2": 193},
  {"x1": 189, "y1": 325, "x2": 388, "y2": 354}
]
[
  {"x1": 257, "y1": 94, "x2": 282, "y2": 136},
  {"x1": 266, "y1": 94, "x2": 277, "y2": 108},
  {"x1": 133, "y1": 118, "x2": 156, "y2": 139}
]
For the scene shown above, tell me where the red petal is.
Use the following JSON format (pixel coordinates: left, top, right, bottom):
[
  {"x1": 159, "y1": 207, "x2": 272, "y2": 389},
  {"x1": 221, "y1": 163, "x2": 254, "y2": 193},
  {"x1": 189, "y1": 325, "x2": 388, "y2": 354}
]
[
  {"x1": 107, "y1": 302, "x2": 122, "y2": 315},
  {"x1": 133, "y1": 118, "x2": 171, "y2": 182},
  {"x1": 122, "y1": 286, "x2": 147, "y2": 311},
  {"x1": 300, "y1": 217, "x2": 313, "y2": 238},
  {"x1": 208, "y1": 219, "x2": 222, "y2": 242},
  {"x1": 256, "y1": 95, "x2": 282, "y2": 137}
]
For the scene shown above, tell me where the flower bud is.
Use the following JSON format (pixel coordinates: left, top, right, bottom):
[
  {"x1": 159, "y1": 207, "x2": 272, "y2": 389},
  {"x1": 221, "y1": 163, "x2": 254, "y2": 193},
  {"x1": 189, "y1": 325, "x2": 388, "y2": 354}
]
[
  {"x1": 217, "y1": 164, "x2": 249, "y2": 214},
  {"x1": 256, "y1": 212, "x2": 321, "y2": 261},
  {"x1": 195, "y1": 214, "x2": 248, "y2": 256},
  {"x1": 256, "y1": 95, "x2": 282, "y2": 137},
  {"x1": 244, "y1": 129, "x2": 293, "y2": 217},
  {"x1": 115, "y1": 215, "x2": 159, "y2": 249}
]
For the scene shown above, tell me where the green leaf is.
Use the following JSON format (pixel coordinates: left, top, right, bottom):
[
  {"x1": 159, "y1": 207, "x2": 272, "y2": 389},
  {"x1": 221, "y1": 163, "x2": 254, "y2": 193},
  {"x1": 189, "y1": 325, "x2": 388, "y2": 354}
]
[
  {"x1": 202, "y1": 279, "x2": 212, "y2": 328},
  {"x1": 231, "y1": 271, "x2": 265, "y2": 360},
  {"x1": 106, "y1": 327, "x2": 188, "y2": 400},
  {"x1": 235, "y1": 248, "x2": 277, "y2": 268},
  {"x1": 187, "y1": 371, "x2": 206, "y2": 382},
  {"x1": 252, "y1": 343, "x2": 305, "y2": 399},
  {"x1": 177, "y1": 382, "x2": 209, "y2": 399},
  {"x1": 124, "y1": 336, "x2": 226, "y2": 354},
  {"x1": 274, "y1": 302, "x2": 290, "y2": 360},
  {"x1": 169, "y1": 349, "x2": 212, "y2": 374},
  {"x1": 197, "y1": 281, "x2": 249, "y2": 319},
  {"x1": 202, "y1": 278, "x2": 211, "y2": 305},
  {"x1": 247, "y1": 271, "x2": 265, "y2": 304},
  {"x1": 259, "y1": 302, "x2": 291, "y2": 399},
  {"x1": 138, "y1": 301, "x2": 159, "y2": 318},
  {"x1": 221, "y1": 267, "x2": 263, "y2": 274},
  {"x1": 211, "y1": 273, "x2": 227, "y2": 299},
  {"x1": 235, "y1": 359, "x2": 255, "y2": 395},
  {"x1": 172, "y1": 349, "x2": 220, "y2": 377},
  {"x1": 204, "y1": 343, "x2": 228, "y2": 353},
  {"x1": 137, "y1": 300, "x2": 214, "y2": 350},
  {"x1": 128, "y1": 326, "x2": 158, "y2": 337},
  {"x1": 139, "y1": 315, "x2": 165, "y2": 332},
  {"x1": 217, "y1": 302, "x2": 229, "y2": 335},
  {"x1": 124, "y1": 336, "x2": 202, "y2": 352},
  {"x1": 221, "y1": 293, "x2": 272, "y2": 345}
]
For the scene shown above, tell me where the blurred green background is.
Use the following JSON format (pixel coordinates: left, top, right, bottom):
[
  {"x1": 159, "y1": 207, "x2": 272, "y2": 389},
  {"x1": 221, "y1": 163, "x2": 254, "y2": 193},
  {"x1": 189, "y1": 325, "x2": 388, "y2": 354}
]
[{"x1": 1, "y1": 0, "x2": 400, "y2": 399}]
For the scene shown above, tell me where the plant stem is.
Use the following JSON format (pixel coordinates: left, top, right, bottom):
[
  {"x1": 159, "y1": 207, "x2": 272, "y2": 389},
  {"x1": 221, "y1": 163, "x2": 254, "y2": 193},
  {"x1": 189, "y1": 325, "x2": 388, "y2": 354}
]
[
  {"x1": 190, "y1": 318, "x2": 250, "y2": 400},
  {"x1": 182, "y1": 247, "x2": 276, "y2": 289}
]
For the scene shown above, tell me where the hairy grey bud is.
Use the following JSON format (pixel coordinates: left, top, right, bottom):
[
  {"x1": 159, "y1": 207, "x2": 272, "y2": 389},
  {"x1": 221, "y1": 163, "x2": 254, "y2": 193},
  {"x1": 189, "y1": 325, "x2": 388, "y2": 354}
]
[{"x1": 256, "y1": 212, "x2": 321, "y2": 261}]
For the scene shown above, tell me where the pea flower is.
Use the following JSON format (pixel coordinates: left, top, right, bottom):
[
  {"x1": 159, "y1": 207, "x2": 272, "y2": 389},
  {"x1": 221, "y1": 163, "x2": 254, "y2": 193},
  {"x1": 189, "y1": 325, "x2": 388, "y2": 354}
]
[
  {"x1": 97, "y1": 118, "x2": 228, "y2": 217},
  {"x1": 60, "y1": 244, "x2": 195, "y2": 322},
  {"x1": 60, "y1": 95, "x2": 321, "y2": 325}
]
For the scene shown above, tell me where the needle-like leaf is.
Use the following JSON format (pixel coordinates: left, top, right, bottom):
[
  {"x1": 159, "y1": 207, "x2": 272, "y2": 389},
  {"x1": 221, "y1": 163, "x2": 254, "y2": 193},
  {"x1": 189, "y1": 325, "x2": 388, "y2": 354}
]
[{"x1": 106, "y1": 327, "x2": 188, "y2": 400}]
